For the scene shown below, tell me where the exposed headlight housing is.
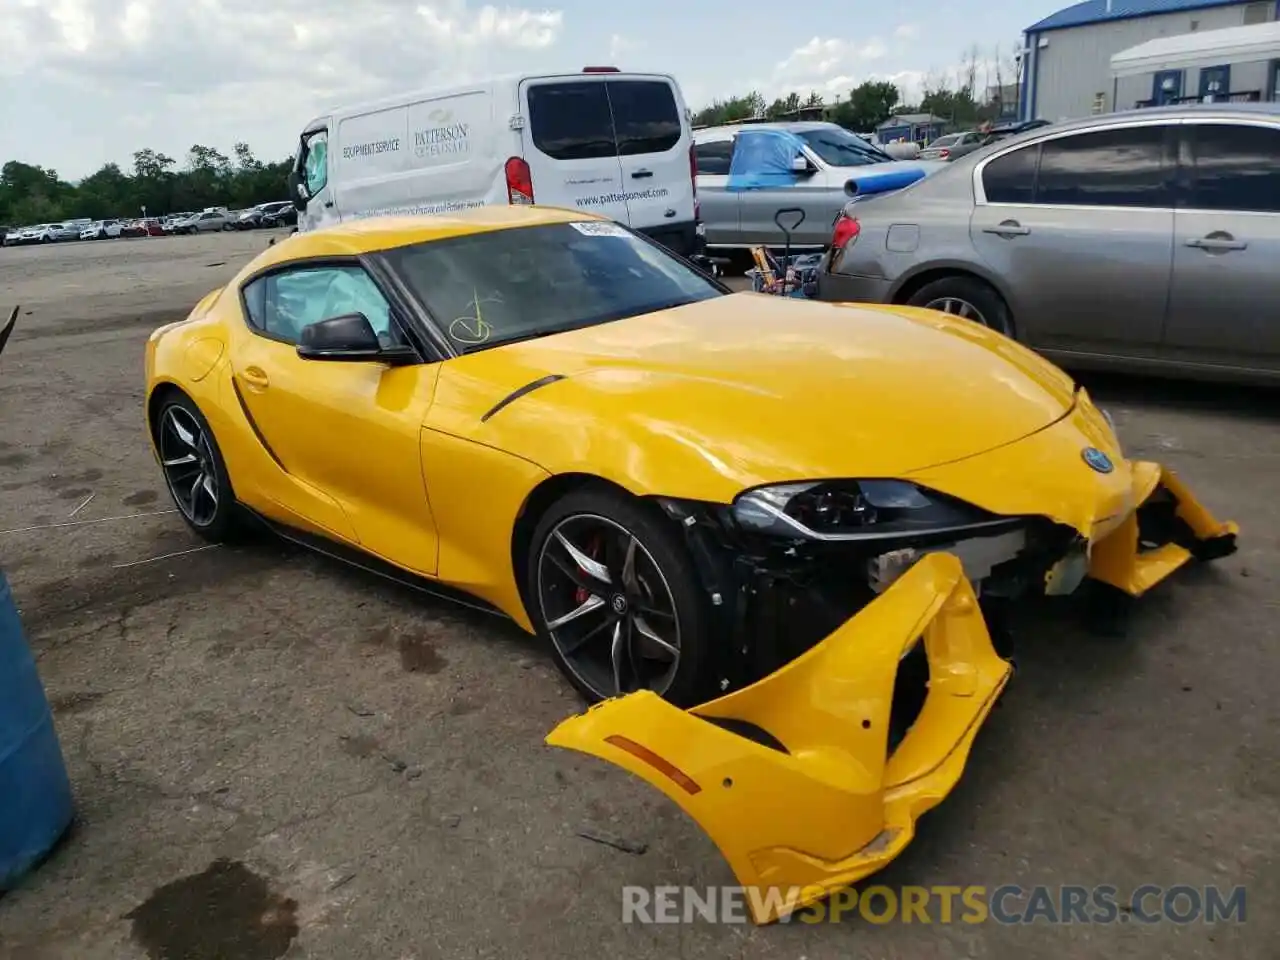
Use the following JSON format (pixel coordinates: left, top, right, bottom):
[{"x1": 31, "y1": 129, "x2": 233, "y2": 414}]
[{"x1": 730, "y1": 479, "x2": 1014, "y2": 541}]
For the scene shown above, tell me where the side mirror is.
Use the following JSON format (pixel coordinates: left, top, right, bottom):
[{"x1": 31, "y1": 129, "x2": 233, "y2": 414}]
[
  {"x1": 289, "y1": 169, "x2": 309, "y2": 211},
  {"x1": 790, "y1": 155, "x2": 816, "y2": 176},
  {"x1": 296, "y1": 313, "x2": 416, "y2": 365}
]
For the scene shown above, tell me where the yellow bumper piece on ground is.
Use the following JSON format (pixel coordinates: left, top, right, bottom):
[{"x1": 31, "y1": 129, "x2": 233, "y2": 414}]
[
  {"x1": 1088, "y1": 461, "x2": 1239, "y2": 597},
  {"x1": 546, "y1": 552, "x2": 1011, "y2": 925}
]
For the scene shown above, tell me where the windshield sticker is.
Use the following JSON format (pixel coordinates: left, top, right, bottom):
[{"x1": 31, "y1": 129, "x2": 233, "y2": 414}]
[{"x1": 569, "y1": 220, "x2": 630, "y2": 238}]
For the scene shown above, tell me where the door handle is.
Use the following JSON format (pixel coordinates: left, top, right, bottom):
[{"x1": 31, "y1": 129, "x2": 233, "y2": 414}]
[
  {"x1": 983, "y1": 221, "x2": 1031, "y2": 238},
  {"x1": 630, "y1": 169, "x2": 654, "y2": 179},
  {"x1": 240, "y1": 366, "x2": 270, "y2": 390},
  {"x1": 1186, "y1": 236, "x2": 1247, "y2": 252}
]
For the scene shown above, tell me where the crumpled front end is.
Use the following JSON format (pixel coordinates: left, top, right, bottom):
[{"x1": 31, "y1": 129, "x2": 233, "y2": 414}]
[
  {"x1": 1088, "y1": 462, "x2": 1238, "y2": 596},
  {"x1": 546, "y1": 552, "x2": 1010, "y2": 925},
  {"x1": 903, "y1": 389, "x2": 1238, "y2": 600}
]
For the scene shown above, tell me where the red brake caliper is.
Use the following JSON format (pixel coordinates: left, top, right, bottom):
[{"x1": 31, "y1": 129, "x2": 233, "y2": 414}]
[{"x1": 574, "y1": 534, "x2": 603, "y2": 604}]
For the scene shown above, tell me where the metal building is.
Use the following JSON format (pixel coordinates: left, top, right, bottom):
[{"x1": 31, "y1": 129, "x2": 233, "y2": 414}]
[{"x1": 1018, "y1": 0, "x2": 1279, "y2": 121}]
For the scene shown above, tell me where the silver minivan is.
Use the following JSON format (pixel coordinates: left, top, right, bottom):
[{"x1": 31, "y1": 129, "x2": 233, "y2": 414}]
[
  {"x1": 693, "y1": 121, "x2": 939, "y2": 249},
  {"x1": 817, "y1": 104, "x2": 1280, "y2": 385}
]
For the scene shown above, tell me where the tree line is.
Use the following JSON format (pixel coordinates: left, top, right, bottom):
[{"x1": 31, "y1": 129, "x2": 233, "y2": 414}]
[
  {"x1": 692, "y1": 44, "x2": 1020, "y2": 131},
  {"x1": 0, "y1": 144, "x2": 292, "y2": 226}
]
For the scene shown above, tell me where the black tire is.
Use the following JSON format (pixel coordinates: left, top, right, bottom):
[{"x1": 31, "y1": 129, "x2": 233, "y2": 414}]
[
  {"x1": 526, "y1": 486, "x2": 712, "y2": 707},
  {"x1": 905, "y1": 275, "x2": 1013, "y2": 336},
  {"x1": 222, "y1": 223, "x2": 234, "y2": 232},
  {"x1": 152, "y1": 392, "x2": 242, "y2": 543}
]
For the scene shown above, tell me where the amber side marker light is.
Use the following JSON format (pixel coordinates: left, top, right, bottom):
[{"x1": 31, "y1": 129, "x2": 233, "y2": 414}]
[{"x1": 605, "y1": 734, "x2": 702, "y2": 794}]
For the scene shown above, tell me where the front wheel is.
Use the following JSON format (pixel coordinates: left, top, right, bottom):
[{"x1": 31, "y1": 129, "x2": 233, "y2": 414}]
[
  {"x1": 527, "y1": 486, "x2": 712, "y2": 706},
  {"x1": 153, "y1": 393, "x2": 240, "y2": 542}
]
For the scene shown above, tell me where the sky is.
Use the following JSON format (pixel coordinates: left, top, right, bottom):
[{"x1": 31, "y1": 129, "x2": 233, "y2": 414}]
[{"x1": 0, "y1": 0, "x2": 1066, "y2": 180}]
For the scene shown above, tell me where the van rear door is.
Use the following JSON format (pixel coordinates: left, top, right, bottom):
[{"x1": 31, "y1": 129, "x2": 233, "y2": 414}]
[
  {"x1": 606, "y1": 77, "x2": 692, "y2": 241},
  {"x1": 520, "y1": 78, "x2": 628, "y2": 224}
]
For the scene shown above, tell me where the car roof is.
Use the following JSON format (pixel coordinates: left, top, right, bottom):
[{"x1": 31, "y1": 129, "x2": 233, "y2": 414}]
[{"x1": 245, "y1": 205, "x2": 608, "y2": 269}]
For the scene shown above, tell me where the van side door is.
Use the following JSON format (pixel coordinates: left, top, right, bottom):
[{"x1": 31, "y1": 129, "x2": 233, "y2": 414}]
[{"x1": 520, "y1": 78, "x2": 628, "y2": 224}]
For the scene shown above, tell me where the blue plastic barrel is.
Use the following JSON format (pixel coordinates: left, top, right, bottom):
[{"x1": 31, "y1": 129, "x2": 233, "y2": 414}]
[{"x1": 0, "y1": 569, "x2": 74, "y2": 890}]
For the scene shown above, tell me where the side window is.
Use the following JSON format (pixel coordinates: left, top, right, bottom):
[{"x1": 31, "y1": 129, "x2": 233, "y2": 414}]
[
  {"x1": 694, "y1": 139, "x2": 734, "y2": 176},
  {"x1": 1035, "y1": 126, "x2": 1170, "y2": 208},
  {"x1": 607, "y1": 80, "x2": 682, "y2": 155},
  {"x1": 982, "y1": 144, "x2": 1039, "y2": 204},
  {"x1": 303, "y1": 130, "x2": 329, "y2": 195},
  {"x1": 241, "y1": 266, "x2": 396, "y2": 345},
  {"x1": 527, "y1": 82, "x2": 616, "y2": 160},
  {"x1": 1187, "y1": 123, "x2": 1280, "y2": 214}
]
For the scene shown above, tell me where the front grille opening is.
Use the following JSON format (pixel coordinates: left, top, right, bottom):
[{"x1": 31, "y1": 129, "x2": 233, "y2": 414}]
[
  {"x1": 887, "y1": 638, "x2": 930, "y2": 755},
  {"x1": 1136, "y1": 487, "x2": 1195, "y2": 553}
]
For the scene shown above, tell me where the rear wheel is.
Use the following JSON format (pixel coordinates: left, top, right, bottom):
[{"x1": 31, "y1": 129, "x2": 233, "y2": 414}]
[
  {"x1": 906, "y1": 275, "x2": 1013, "y2": 336},
  {"x1": 153, "y1": 393, "x2": 240, "y2": 542},
  {"x1": 527, "y1": 486, "x2": 711, "y2": 706}
]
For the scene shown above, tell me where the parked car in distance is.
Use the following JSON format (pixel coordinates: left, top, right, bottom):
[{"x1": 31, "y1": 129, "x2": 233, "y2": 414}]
[
  {"x1": 80, "y1": 219, "x2": 124, "y2": 241},
  {"x1": 920, "y1": 130, "x2": 988, "y2": 161},
  {"x1": 694, "y1": 121, "x2": 939, "y2": 249},
  {"x1": 176, "y1": 210, "x2": 234, "y2": 234},
  {"x1": 1, "y1": 225, "x2": 17, "y2": 246},
  {"x1": 262, "y1": 205, "x2": 298, "y2": 229},
  {"x1": 236, "y1": 201, "x2": 293, "y2": 229},
  {"x1": 817, "y1": 103, "x2": 1280, "y2": 385},
  {"x1": 47, "y1": 222, "x2": 82, "y2": 242}
]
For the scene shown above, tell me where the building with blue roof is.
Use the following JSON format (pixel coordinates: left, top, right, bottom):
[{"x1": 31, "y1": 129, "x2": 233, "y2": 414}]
[{"x1": 1019, "y1": 0, "x2": 1279, "y2": 121}]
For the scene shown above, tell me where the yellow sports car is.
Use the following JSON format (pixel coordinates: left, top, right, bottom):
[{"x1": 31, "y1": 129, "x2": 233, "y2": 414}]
[{"x1": 144, "y1": 205, "x2": 1236, "y2": 922}]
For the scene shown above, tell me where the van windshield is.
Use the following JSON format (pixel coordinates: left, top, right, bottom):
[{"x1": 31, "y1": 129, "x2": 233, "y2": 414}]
[{"x1": 382, "y1": 221, "x2": 724, "y2": 353}]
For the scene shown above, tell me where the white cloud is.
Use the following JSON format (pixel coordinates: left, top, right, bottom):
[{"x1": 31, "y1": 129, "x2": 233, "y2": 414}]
[
  {"x1": 608, "y1": 32, "x2": 643, "y2": 61},
  {"x1": 766, "y1": 33, "x2": 1011, "y2": 108},
  {"x1": 0, "y1": 0, "x2": 565, "y2": 171}
]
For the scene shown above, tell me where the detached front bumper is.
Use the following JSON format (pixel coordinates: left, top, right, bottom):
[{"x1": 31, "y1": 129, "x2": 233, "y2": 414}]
[
  {"x1": 546, "y1": 552, "x2": 1010, "y2": 925},
  {"x1": 1088, "y1": 462, "x2": 1238, "y2": 596}
]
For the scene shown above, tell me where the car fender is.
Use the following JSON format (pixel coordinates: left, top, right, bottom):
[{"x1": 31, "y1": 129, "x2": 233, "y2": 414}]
[{"x1": 887, "y1": 256, "x2": 1022, "y2": 322}]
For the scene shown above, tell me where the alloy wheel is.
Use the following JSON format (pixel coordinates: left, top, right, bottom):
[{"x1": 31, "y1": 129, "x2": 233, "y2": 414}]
[
  {"x1": 536, "y1": 513, "x2": 681, "y2": 699},
  {"x1": 925, "y1": 296, "x2": 988, "y2": 325},
  {"x1": 158, "y1": 405, "x2": 220, "y2": 527}
]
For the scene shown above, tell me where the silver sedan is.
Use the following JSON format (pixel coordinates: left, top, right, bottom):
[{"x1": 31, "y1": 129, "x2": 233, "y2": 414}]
[{"x1": 817, "y1": 104, "x2": 1280, "y2": 385}]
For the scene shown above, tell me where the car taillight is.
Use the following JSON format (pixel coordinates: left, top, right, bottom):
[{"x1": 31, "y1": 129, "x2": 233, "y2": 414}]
[
  {"x1": 831, "y1": 212, "x2": 860, "y2": 250},
  {"x1": 939, "y1": 148, "x2": 951, "y2": 159},
  {"x1": 505, "y1": 156, "x2": 534, "y2": 205}
]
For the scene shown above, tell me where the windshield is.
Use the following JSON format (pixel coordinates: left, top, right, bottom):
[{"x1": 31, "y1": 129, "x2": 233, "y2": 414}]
[
  {"x1": 797, "y1": 126, "x2": 893, "y2": 166},
  {"x1": 384, "y1": 221, "x2": 725, "y2": 353}
]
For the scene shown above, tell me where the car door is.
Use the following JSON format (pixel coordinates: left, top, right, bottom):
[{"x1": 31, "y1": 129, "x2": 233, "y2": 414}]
[
  {"x1": 1164, "y1": 119, "x2": 1280, "y2": 370},
  {"x1": 605, "y1": 77, "x2": 692, "y2": 236},
  {"x1": 693, "y1": 136, "x2": 740, "y2": 245},
  {"x1": 230, "y1": 261, "x2": 442, "y2": 574},
  {"x1": 732, "y1": 130, "x2": 840, "y2": 248},
  {"x1": 969, "y1": 122, "x2": 1176, "y2": 352},
  {"x1": 521, "y1": 78, "x2": 629, "y2": 225}
]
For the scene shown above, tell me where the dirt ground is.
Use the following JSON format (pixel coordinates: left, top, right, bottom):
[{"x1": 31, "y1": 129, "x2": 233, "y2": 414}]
[{"x1": 0, "y1": 232, "x2": 1277, "y2": 960}]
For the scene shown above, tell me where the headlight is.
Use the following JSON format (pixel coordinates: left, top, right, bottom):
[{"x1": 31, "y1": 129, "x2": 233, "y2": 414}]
[{"x1": 730, "y1": 479, "x2": 1009, "y2": 541}]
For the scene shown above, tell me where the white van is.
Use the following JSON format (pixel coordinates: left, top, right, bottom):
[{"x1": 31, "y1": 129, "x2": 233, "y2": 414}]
[{"x1": 288, "y1": 68, "x2": 703, "y2": 257}]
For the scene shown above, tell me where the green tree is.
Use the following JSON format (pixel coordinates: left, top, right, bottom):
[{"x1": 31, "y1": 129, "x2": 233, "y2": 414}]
[
  {"x1": 829, "y1": 80, "x2": 900, "y2": 131},
  {"x1": 0, "y1": 145, "x2": 291, "y2": 225}
]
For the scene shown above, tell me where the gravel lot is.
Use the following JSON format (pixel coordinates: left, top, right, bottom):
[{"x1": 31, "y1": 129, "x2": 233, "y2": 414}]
[{"x1": 0, "y1": 232, "x2": 1277, "y2": 960}]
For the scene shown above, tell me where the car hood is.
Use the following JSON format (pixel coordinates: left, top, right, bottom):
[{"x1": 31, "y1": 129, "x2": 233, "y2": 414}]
[{"x1": 427, "y1": 293, "x2": 1078, "y2": 503}]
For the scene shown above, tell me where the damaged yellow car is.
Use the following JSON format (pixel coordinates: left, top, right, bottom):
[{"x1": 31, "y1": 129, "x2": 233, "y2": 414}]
[{"x1": 143, "y1": 206, "x2": 1236, "y2": 922}]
